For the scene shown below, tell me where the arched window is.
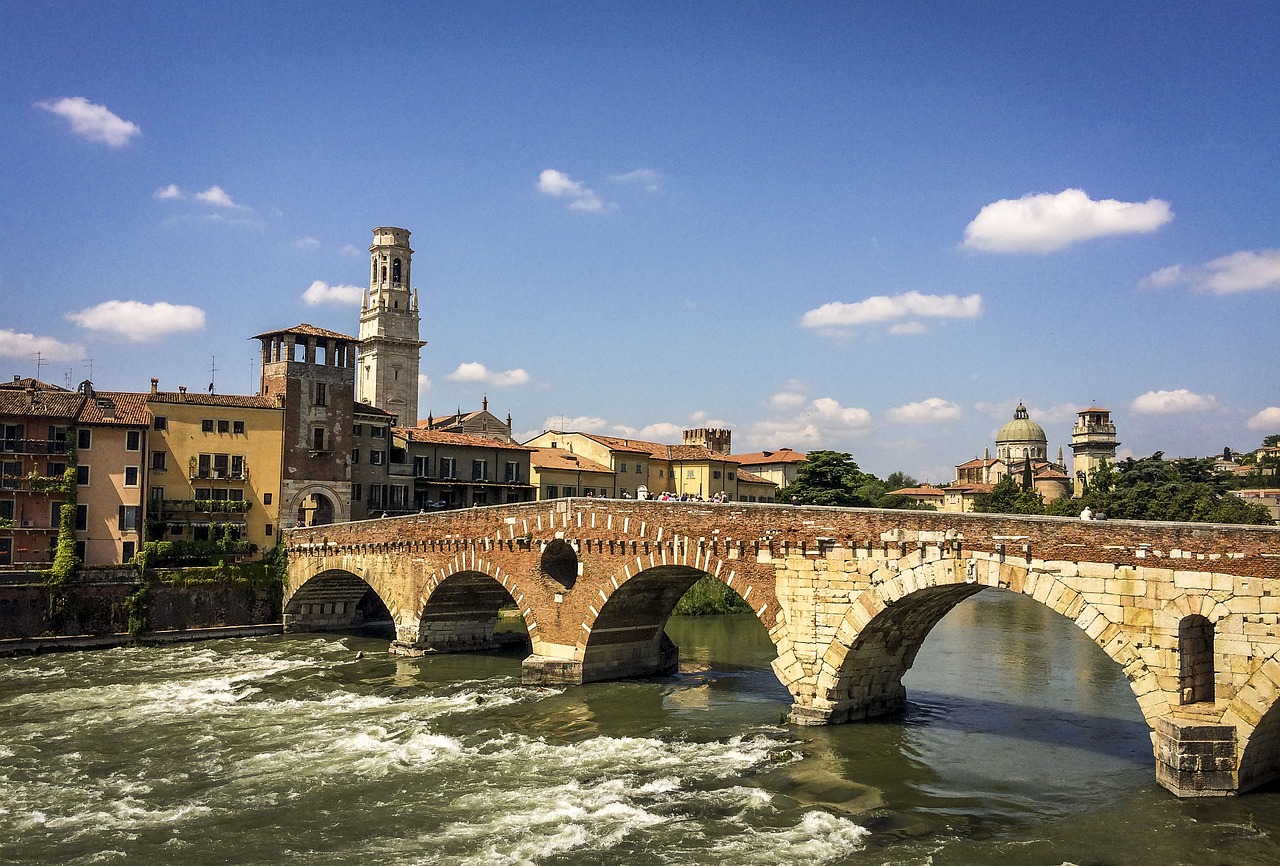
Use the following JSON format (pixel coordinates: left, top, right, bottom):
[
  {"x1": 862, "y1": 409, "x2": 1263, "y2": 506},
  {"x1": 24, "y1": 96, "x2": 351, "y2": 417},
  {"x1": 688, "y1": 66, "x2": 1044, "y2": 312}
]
[
  {"x1": 380, "y1": 265, "x2": 387, "y2": 283},
  {"x1": 392, "y1": 258, "x2": 402, "y2": 284},
  {"x1": 1179, "y1": 615, "x2": 1215, "y2": 703}
]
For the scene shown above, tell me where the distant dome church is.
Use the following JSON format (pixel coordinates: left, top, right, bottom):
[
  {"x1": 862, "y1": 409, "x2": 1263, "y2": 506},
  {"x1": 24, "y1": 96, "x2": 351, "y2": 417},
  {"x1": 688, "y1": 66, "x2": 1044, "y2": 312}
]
[{"x1": 955, "y1": 402, "x2": 1070, "y2": 502}]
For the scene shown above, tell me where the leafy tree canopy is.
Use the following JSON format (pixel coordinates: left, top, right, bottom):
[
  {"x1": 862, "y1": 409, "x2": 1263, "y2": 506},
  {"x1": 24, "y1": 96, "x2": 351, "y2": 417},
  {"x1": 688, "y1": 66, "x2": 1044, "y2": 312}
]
[{"x1": 778, "y1": 452, "x2": 934, "y2": 510}]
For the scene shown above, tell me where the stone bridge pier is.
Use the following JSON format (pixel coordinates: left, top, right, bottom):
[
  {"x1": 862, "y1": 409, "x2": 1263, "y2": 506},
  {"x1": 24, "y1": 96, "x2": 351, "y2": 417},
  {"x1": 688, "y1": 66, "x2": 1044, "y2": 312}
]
[{"x1": 284, "y1": 499, "x2": 1280, "y2": 798}]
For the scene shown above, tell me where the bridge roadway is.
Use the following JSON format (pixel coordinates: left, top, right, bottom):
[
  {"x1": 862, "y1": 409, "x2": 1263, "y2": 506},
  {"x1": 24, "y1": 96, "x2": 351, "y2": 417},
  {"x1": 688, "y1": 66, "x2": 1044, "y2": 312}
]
[{"x1": 282, "y1": 498, "x2": 1280, "y2": 797}]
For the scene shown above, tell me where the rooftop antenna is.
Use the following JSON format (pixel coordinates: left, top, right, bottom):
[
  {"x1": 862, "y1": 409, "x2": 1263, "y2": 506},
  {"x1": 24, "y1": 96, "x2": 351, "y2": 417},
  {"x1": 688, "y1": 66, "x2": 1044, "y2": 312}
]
[
  {"x1": 35, "y1": 352, "x2": 44, "y2": 383},
  {"x1": 81, "y1": 358, "x2": 94, "y2": 382},
  {"x1": 208, "y1": 356, "x2": 217, "y2": 394},
  {"x1": 62, "y1": 368, "x2": 73, "y2": 389}
]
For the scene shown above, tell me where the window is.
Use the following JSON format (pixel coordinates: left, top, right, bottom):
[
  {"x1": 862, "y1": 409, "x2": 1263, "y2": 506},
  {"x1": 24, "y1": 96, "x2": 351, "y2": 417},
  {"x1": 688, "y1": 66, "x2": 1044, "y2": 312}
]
[
  {"x1": 263, "y1": 493, "x2": 272, "y2": 505},
  {"x1": 0, "y1": 500, "x2": 12, "y2": 521},
  {"x1": 563, "y1": 486, "x2": 576, "y2": 497},
  {"x1": 126, "y1": 430, "x2": 141, "y2": 451},
  {"x1": 47, "y1": 461, "x2": 66, "y2": 477},
  {"x1": 213, "y1": 454, "x2": 229, "y2": 478},
  {"x1": 50, "y1": 501, "x2": 62, "y2": 524},
  {"x1": 265, "y1": 524, "x2": 274, "y2": 536},
  {"x1": 440, "y1": 457, "x2": 456, "y2": 478},
  {"x1": 414, "y1": 456, "x2": 430, "y2": 477},
  {"x1": 619, "y1": 461, "x2": 628, "y2": 472},
  {"x1": 504, "y1": 461, "x2": 519, "y2": 483},
  {"x1": 636, "y1": 465, "x2": 643, "y2": 474},
  {"x1": 119, "y1": 505, "x2": 139, "y2": 532},
  {"x1": 390, "y1": 485, "x2": 409, "y2": 509},
  {"x1": 78, "y1": 428, "x2": 92, "y2": 449},
  {"x1": 202, "y1": 419, "x2": 214, "y2": 433},
  {"x1": 351, "y1": 448, "x2": 360, "y2": 464},
  {"x1": 728, "y1": 471, "x2": 736, "y2": 480},
  {"x1": 371, "y1": 450, "x2": 386, "y2": 466},
  {"x1": 153, "y1": 416, "x2": 167, "y2": 431},
  {"x1": 371, "y1": 426, "x2": 387, "y2": 439},
  {"x1": 76, "y1": 465, "x2": 90, "y2": 486},
  {"x1": 546, "y1": 485, "x2": 558, "y2": 498},
  {"x1": 198, "y1": 454, "x2": 211, "y2": 478},
  {"x1": 658, "y1": 469, "x2": 665, "y2": 478},
  {"x1": 472, "y1": 459, "x2": 487, "y2": 481},
  {"x1": 312, "y1": 427, "x2": 327, "y2": 452},
  {"x1": 75, "y1": 504, "x2": 88, "y2": 531},
  {"x1": 230, "y1": 455, "x2": 244, "y2": 478},
  {"x1": 315, "y1": 383, "x2": 327, "y2": 406},
  {"x1": 122, "y1": 541, "x2": 135, "y2": 562},
  {"x1": 150, "y1": 486, "x2": 165, "y2": 502},
  {"x1": 1, "y1": 424, "x2": 21, "y2": 451},
  {"x1": 217, "y1": 420, "x2": 230, "y2": 434},
  {"x1": 124, "y1": 467, "x2": 139, "y2": 487},
  {"x1": 152, "y1": 451, "x2": 167, "y2": 470},
  {"x1": 351, "y1": 483, "x2": 362, "y2": 502},
  {"x1": 1, "y1": 461, "x2": 21, "y2": 490},
  {"x1": 353, "y1": 424, "x2": 364, "y2": 437},
  {"x1": 686, "y1": 469, "x2": 696, "y2": 478},
  {"x1": 233, "y1": 420, "x2": 245, "y2": 435},
  {"x1": 713, "y1": 470, "x2": 721, "y2": 479}
]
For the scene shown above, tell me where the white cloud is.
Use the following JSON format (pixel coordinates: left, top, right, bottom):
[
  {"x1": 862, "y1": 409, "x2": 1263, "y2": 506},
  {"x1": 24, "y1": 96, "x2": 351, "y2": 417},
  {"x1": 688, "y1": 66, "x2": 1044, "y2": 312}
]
[
  {"x1": 637, "y1": 421, "x2": 683, "y2": 440},
  {"x1": 65, "y1": 300, "x2": 205, "y2": 342},
  {"x1": 810, "y1": 397, "x2": 873, "y2": 429},
  {"x1": 341, "y1": 244, "x2": 360, "y2": 256},
  {"x1": 769, "y1": 383, "x2": 807, "y2": 411},
  {"x1": 1246, "y1": 407, "x2": 1280, "y2": 432},
  {"x1": 888, "y1": 321, "x2": 928, "y2": 335},
  {"x1": 538, "y1": 415, "x2": 611, "y2": 433},
  {"x1": 963, "y1": 188, "x2": 1173, "y2": 253},
  {"x1": 36, "y1": 96, "x2": 140, "y2": 147},
  {"x1": 609, "y1": 168, "x2": 662, "y2": 192},
  {"x1": 294, "y1": 236, "x2": 321, "y2": 250},
  {"x1": 0, "y1": 329, "x2": 84, "y2": 362},
  {"x1": 194, "y1": 185, "x2": 247, "y2": 209},
  {"x1": 302, "y1": 280, "x2": 363, "y2": 306},
  {"x1": 537, "y1": 169, "x2": 612, "y2": 213},
  {"x1": 800, "y1": 291, "x2": 982, "y2": 334},
  {"x1": 1130, "y1": 389, "x2": 1217, "y2": 415},
  {"x1": 1141, "y1": 249, "x2": 1280, "y2": 295},
  {"x1": 887, "y1": 397, "x2": 963, "y2": 424},
  {"x1": 154, "y1": 184, "x2": 183, "y2": 200},
  {"x1": 418, "y1": 373, "x2": 432, "y2": 392},
  {"x1": 446, "y1": 362, "x2": 530, "y2": 387}
]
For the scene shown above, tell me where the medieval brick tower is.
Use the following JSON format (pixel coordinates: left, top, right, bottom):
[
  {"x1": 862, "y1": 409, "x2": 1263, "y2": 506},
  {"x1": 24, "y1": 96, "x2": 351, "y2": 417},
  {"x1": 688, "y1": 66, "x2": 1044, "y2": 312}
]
[
  {"x1": 358, "y1": 227, "x2": 424, "y2": 426},
  {"x1": 1070, "y1": 406, "x2": 1119, "y2": 494}
]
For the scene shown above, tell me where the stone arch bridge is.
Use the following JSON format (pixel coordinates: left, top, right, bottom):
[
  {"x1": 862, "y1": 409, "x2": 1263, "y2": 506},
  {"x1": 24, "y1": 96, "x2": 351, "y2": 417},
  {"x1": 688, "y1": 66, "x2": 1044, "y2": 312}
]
[{"x1": 282, "y1": 499, "x2": 1280, "y2": 797}]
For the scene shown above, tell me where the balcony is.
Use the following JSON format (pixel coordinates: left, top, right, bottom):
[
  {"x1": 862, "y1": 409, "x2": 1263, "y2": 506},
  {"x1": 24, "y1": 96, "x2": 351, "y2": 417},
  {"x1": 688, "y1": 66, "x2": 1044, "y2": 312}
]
[
  {"x1": 159, "y1": 498, "x2": 252, "y2": 516},
  {"x1": 0, "y1": 438, "x2": 72, "y2": 456}
]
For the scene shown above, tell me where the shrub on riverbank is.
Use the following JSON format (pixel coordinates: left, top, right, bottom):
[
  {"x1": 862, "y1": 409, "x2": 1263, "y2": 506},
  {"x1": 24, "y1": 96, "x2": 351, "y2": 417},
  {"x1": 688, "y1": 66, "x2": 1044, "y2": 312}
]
[{"x1": 673, "y1": 576, "x2": 751, "y2": 616}]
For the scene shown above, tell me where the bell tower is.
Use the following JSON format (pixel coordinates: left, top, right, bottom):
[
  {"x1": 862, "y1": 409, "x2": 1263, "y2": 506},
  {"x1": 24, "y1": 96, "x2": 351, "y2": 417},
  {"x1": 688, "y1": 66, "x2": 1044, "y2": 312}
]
[
  {"x1": 358, "y1": 227, "x2": 425, "y2": 425},
  {"x1": 1070, "y1": 406, "x2": 1119, "y2": 495}
]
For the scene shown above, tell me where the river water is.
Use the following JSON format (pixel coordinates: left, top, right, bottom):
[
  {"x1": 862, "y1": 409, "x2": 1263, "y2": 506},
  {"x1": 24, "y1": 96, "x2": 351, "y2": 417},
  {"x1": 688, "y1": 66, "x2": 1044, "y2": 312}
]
[{"x1": 3, "y1": 590, "x2": 1280, "y2": 865}]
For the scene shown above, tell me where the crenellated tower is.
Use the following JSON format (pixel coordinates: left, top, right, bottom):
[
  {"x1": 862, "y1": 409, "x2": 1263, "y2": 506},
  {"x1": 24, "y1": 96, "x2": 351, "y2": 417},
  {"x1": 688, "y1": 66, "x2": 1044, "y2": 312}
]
[{"x1": 358, "y1": 227, "x2": 425, "y2": 425}]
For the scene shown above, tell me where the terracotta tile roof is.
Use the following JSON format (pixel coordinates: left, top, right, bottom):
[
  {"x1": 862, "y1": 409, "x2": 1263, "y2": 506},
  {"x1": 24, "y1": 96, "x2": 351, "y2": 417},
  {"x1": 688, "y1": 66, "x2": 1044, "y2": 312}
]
[
  {"x1": 0, "y1": 377, "x2": 68, "y2": 391},
  {"x1": 955, "y1": 457, "x2": 1000, "y2": 469},
  {"x1": 147, "y1": 392, "x2": 281, "y2": 409},
  {"x1": 583, "y1": 433, "x2": 733, "y2": 463},
  {"x1": 529, "y1": 447, "x2": 613, "y2": 473},
  {"x1": 735, "y1": 468, "x2": 773, "y2": 485},
  {"x1": 395, "y1": 427, "x2": 534, "y2": 450},
  {"x1": 0, "y1": 389, "x2": 85, "y2": 418},
  {"x1": 731, "y1": 448, "x2": 807, "y2": 465},
  {"x1": 77, "y1": 391, "x2": 151, "y2": 426},
  {"x1": 890, "y1": 484, "x2": 946, "y2": 497},
  {"x1": 945, "y1": 483, "x2": 995, "y2": 494},
  {"x1": 250, "y1": 322, "x2": 357, "y2": 342}
]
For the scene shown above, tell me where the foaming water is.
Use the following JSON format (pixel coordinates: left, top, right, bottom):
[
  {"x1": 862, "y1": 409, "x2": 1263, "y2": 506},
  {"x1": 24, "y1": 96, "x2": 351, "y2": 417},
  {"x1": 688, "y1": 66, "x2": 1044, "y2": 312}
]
[{"x1": 4, "y1": 596, "x2": 1280, "y2": 865}]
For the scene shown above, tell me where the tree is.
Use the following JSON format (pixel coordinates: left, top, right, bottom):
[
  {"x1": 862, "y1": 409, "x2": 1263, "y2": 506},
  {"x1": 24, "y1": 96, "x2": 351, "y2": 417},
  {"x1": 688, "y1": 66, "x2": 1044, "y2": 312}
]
[
  {"x1": 1075, "y1": 453, "x2": 1271, "y2": 525},
  {"x1": 779, "y1": 451, "x2": 881, "y2": 507},
  {"x1": 974, "y1": 475, "x2": 1046, "y2": 515}
]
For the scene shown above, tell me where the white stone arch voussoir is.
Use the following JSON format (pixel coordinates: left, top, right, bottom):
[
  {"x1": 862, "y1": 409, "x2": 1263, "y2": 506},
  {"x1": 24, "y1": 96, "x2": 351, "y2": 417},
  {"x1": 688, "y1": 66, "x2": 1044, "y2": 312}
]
[{"x1": 812, "y1": 554, "x2": 1171, "y2": 726}]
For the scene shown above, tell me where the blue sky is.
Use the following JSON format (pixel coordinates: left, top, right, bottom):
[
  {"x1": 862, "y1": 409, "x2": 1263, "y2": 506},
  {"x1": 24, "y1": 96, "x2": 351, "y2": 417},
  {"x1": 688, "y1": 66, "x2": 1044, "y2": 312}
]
[{"x1": 2, "y1": 3, "x2": 1277, "y2": 482}]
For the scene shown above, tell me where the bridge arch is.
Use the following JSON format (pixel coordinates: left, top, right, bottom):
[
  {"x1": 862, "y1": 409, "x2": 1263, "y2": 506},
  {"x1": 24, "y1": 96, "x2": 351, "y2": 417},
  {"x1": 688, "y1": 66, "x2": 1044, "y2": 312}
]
[
  {"x1": 284, "y1": 567, "x2": 395, "y2": 634},
  {"x1": 1230, "y1": 656, "x2": 1280, "y2": 792},
  {"x1": 806, "y1": 555, "x2": 1170, "y2": 729},
  {"x1": 410, "y1": 558, "x2": 543, "y2": 654}
]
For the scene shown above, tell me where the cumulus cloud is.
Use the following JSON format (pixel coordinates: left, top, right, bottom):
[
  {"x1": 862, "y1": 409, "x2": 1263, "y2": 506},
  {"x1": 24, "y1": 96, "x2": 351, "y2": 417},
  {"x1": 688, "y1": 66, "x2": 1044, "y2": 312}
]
[
  {"x1": 446, "y1": 362, "x2": 530, "y2": 387},
  {"x1": 800, "y1": 291, "x2": 982, "y2": 335},
  {"x1": 769, "y1": 382, "x2": 808, "y2": 411},
  {"x1": 153, "y1": 184, "x2": 183, "y2": 200},
  {"x1": 1130, "y1": 389, "x2": 1217, "y2": 415},
  {"x1": 975, "y1": 400, "x2": 1083, "y2": 425},
  {"x1": 963, "y1": 188, "x2": 1173, "y2": 253},
  {"x1": 418, "y1": 373, "x2": 432, "y2": 393},
  {"x1": 537, "y1": 169, "x2": 612, "y2": 212},
  {"x1": 538, "y1": 415, "x2": 611, "y2": 433},
  {"x1": 0, "y1": 329, "x2": 84, "y2": 362},
  {"x1": 609, "y1": 168, "x2": 662, "y2": 192},
  {"x1": 886, "y1": 397, "x2": 963, "y2": 424},
  {"x1": 1141, "y1": 249, "x2": 1280, "y2": 295},
  {"x1": 154, "y1": 184, "x2": 251, "y2": 212},
  {"x1": 302, "y1": 280, "x2": 363, "y2": 306},
  {"x1": 65, "y1": 300, "x2": 205, "y2": 342},
  {"x1": 294, "y1": 236, "x2": 321, "y2": 250},
  {"x1": 1246, "y1": 407, "x2": 1280, "y2": 432},
  {"x1": 36, "y1": 96, "x2": 140, "y2": 147}
]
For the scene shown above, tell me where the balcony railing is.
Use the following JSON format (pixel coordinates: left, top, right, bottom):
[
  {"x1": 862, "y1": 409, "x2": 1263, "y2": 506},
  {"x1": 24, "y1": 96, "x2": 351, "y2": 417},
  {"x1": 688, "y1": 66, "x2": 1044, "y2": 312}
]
[
  {"x1": 0, "y1": 438, "x2": 72, "y2": 456},
  {"x1": 159, "y1": 499, "x2": 252, "y2": 515}
]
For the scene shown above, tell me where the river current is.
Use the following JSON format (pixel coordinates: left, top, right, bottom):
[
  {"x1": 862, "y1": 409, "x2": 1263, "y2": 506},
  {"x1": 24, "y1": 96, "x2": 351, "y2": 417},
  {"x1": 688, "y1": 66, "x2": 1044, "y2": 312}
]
[{"x1": 3, "y1": 591, "x2": 1280, "y2": 865}]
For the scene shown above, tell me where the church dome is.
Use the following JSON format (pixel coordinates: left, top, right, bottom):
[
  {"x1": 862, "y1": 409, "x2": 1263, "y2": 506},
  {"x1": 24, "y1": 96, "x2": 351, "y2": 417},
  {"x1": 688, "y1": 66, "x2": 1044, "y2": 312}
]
[{"x1": 996, "y1": 403, "x2": 1047, "y2": 461}]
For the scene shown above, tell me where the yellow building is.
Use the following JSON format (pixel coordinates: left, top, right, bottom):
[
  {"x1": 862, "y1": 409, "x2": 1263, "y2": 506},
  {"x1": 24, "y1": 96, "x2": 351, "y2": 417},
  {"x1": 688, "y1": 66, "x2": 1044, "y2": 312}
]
[
  {"x1": 145, "y1": 381, "x2": 283, "y2": 554},
  {"x1": 528, "y1": 447, "x2": 615, "y2": 499},
  {"x1": 74, "y1": 387, "x2": 150, "y2": 565}
]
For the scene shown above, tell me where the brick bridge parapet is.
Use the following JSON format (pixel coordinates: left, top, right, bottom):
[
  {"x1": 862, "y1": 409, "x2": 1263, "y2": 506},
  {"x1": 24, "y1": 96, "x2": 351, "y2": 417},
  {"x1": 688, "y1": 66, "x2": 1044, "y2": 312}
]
[{"x1": 283, "y1": 498, "x2": 1280, "y2": 797}]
